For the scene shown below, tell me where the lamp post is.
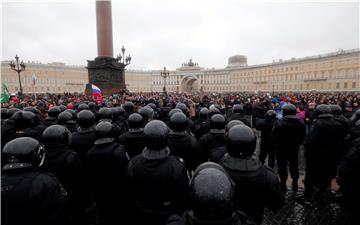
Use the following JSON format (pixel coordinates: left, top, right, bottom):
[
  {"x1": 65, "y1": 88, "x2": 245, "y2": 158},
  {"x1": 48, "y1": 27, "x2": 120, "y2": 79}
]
[
  {"x1": 160, "y1": 66, "x2": 170, "y2": 94},
  {"x1": 116, "y1": 45, "x2": 132, "y2": 66},
  {"x1": 9, "y1": 54, "x2": 26, "y2": 96}
]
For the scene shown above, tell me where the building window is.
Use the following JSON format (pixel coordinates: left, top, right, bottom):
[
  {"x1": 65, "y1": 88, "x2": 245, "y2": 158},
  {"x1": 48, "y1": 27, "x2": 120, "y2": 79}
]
[
  {"x1": 329, "y1": 71, "x2": 333, "y2": 79},
  {"x1": 344, "y1": 82, "x2": 348, "y2": 89},
  {"x1": 352, "y1": 82, "x2": 356, "y2": 89},
  {"x1": 336, "y1": 83, "x2": 340, "y2": 89},
  {"x1": 314, "y1": 71, "x2": 317, "y2": 79}
]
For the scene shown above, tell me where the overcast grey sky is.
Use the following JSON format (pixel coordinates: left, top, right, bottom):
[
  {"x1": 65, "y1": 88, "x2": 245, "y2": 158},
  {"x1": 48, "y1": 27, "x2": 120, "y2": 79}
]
[{"x1": 1, "y1": 0, "x2": 359, "y2": 70}]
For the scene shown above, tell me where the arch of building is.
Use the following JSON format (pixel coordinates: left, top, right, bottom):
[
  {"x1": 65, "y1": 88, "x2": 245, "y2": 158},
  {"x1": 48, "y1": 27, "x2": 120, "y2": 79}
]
[{"x1": 180, "y1": 75, "x2": 200, "y2": 93}]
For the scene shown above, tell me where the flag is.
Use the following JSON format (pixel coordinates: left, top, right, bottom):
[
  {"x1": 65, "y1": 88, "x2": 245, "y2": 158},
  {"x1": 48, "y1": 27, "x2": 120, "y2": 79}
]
[
  {"x1": 1, "y1": 83, "x2": 10, "y2": 104},
  {"x1": 32, "y1": 73, "x2": 37, "y2": 86},
  {"x1": 91, "y1": 84, "x2": 102, "y2": 97}
]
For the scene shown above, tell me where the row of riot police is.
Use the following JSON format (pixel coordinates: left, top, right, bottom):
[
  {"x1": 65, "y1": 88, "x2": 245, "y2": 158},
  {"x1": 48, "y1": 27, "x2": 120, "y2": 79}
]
[{"x1": 2, "y1": 100, "x2": 360, "y2": 225}]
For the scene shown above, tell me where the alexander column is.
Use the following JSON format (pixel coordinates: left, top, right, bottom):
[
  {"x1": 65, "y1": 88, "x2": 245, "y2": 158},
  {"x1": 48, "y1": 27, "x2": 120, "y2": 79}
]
[{"x1": 86, "y1": 0, "x2": 131, "y2": 95}]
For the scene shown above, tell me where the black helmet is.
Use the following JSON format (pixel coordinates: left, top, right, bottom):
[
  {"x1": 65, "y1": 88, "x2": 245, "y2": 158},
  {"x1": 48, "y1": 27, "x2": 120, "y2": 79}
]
[
  {"x1": 191, "y1": 162, "x2": 234, "y2": 223},
  {"x1": 111, "y1": 107, "x2": 119, "y2": 121},
  {"x1": 42, "y1": 125, "x2": 72, "y2": 147},
  {"x1": 265, "y1": 109, "x2": 277, "y2": 119},
  {"x1": 208, "y1": 107, "x2": 220, "y2": 118},
  {"x1": 168, "y1": 108, "x2": 182, "y2": 118},
  {"x1": 88, "y1": 102, "x2": 96, "y2": 110},
  {"x1": 123, "y1": 101, "x2": 135, "y2": 112},
  {"x1": 7, "y1": 107, "x2": 20, "y2": 118},
  {"x1": 11, "y1": 111, "x2": 36, "y2": 128},
  {"x1": 24, "y1": 106, "x2": 39, "y2": 115},
  {"x1": 59, "y1": 105, "x2": 67, "y2": 112},
  {"x1": 176, "y1": 103, "x2": 188, "y2": 114},
  {"x1": 77, "y1": 110, "x2": 95, "y2": 128},
  {"x1": 329, "y1": 105, "x2": 342, "y2": 116},
  {"x1": 48, "y1": 106, "x2": 61, "y2": 118},
  {"x1": 147, "y1": 103, "x2": 157, "y2": 111},
  {"x1": 232, "y1": 104, "x2": 244, "y2": 113},
  {"x1": 94, "y1": 121, "x2": 114, "y2": 144},
  {"x1": 138, "y1": 106, "x2": 154, "y2": 121},
  {"x1": 116, "y1": 106, "x2": 125, "y2": 117},
  {"x1": 64, "y1": 109, "x2": 76, "y2": 120},
  {"x1": 2, "y1": 137, "x2": 45, "y2": 171},
  {"x1": 98, "y1": 107, "x2": 113, "y2": 122},
  {"x1": 128, "y1": 113, "x2": 143, "y2": 132},
  {"x1": 282, "y1": 104, "x2": 297, "y2": 117},
  {"x1": 350, "y1": 109, "x2": 360, "y2": 123},
  {"x1": 77, "y1": 103, "x2": 89, "y2": 112},
  {"x1": 209, "y1": 104, "x2": 221, "y2": 111},
  {"x1": 169, "y1": 112, "x2": 187, "y2": 132},
  {"x1": 58, "y1": 111, "x2": 75, "y2": 124},
  {"x1": 1, "y1": 108, "x2": 8, "y2": 120},
  {"x1": 144, "y1": 120, "x2": 169, "y2": 150},
  {"x1": 226, "y1": 120, "x2": 244, "y2": 132},
  {"x1": 199, "y1": 107, "x2": 209, "y2": 120},
  {"x1": 315, "y1": 104, "x2": 331, "y2": 117},
  {"x1": 210, "y1": 114, "x2": 226, "y2": 133},
  {"x1": 227, "y1": 125, "x2": 256, "y2": 158}
]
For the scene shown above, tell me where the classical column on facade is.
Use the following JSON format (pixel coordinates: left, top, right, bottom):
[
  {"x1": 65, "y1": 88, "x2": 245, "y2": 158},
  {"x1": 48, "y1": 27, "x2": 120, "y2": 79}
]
[{"x1": 86, "y1": 0, "x2": 130, "y2": 95}]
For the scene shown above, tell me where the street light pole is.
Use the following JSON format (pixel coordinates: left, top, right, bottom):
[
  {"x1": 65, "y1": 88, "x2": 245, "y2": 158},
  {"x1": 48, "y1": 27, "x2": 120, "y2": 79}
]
[
  {"x1": 160, "y1": 66, "x2": 170, "y2": 94},
  {"x1": 9, "y1": 54, "x2": 26, "y2": 96}
]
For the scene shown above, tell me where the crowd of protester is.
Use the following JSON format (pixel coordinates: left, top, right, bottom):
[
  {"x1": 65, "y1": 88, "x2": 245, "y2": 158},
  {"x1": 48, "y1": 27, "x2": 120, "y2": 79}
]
[{"x1": 1, "y1": 91, "x2": 360, "y2": 225}]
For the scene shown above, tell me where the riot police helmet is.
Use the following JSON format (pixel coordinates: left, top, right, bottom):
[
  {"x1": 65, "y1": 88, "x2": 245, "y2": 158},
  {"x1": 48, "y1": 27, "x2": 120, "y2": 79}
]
[
  {"x1": 227, "y1": 125, "x2": 256, "y2": 158},
  {"x1": 315, "y1": 104, "x2": 331, "y2": 117},
  {"x1": 210, "y1": 114, "x2": 226, "y2": 133},
  {"x1": 139, "y1": 106, "x2": 154, "y2": 121},
  {"x1": 123, "y1": 101, "x2": 135, "y2": 113},
  {"x1": 77, "y1": 110, "x2": 95, "y2": 128},
  {"x1": 232, "y1": 104, "x2": 244, "y2": 114},
  {"x1": 128, "y1": 113, "x2": 143, "y2": 131},
  {"x1": 191, "y1": 162, "x2": 234, "y2": 223},
  {"x1": 169, "y1": 112, "x2": 187, "y2": 132},
  {"x1": 58, "y1": 111, "x2": 75, "y2": 124},
  {"x1": 42, "y1": 125, "x2": 72, "y2": 147},
  {"x1": 48, "y1": 106, "x2": 61, "y2": 118},
  {"x1": 282, "y1": 104, "x2": 297, "y2": 117},
  {"x1": 98, "y1": 107, "x2": 113, "y2": 122},
  {"x1": 24, "y1": 106, "x2": 39, "y2": 115},
  {"x1": 329, "y1": 104, "x2": 342, "y2": 116},
  {"x1": 7, "y1": 107, "x2": 20, "y2": 118},
  {"x1": 226, "y1": 120, "x2": 244, "y2": 132},
  {"x1": 176, "y1": 103, "x2": 188, "y2": 114},
  {"x1": 94, "y1": 121, "x2": 114, "y2": 143},
  {"x1": 77, "y1": 103, "x2": 89, "y2": 112},
  {"x1": 2, "y1": 137, "x2": 45, "y2": 171},
  {"x1": 144, "y1": 120, "x2": 169, "y2": 150},
  {"x1": 199, "y1": 107, "x2": 209, "y2": 120}
]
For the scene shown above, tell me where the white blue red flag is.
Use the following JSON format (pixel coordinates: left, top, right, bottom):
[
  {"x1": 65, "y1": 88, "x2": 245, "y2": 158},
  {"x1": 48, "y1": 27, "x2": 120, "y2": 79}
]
[{"x1": 91, "y1": 84, "x2": 102, "y2": 97}]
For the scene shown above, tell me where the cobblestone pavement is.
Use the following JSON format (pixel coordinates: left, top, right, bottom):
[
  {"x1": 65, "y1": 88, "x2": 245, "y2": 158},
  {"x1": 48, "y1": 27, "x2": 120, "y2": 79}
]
[{"x1": 262, "y1": 188, "x2": 348, "y2": 225}]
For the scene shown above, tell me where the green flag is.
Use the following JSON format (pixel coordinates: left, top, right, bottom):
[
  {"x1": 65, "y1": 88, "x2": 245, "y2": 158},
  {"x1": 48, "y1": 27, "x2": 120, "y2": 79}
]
[{"x1": 1, "y1": 83, "x2": 10, "y2": 104}]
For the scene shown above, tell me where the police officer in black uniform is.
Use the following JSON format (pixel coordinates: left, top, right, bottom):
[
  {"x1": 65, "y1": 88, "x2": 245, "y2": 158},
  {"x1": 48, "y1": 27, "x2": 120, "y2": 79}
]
[
  {"x1": 2, "y1": 137, "x2": 70, "y2": 225},
  {"x1": 256, "y1": 109, "x2": 277, "y2": 168},
  {"x1": 198, "y1": 114, "x2": 226, "y2": 165},
  {"x1": 272, "y1": 104, "x2": 306, "y2": 193},
  {"x1": 167, "y1": 162, "x2": 256, "y2": 225},
  {"x1": 304, "y1": 104, "x2": 346, "y2": 200},
  {"x1": 227, "y1": 104, "x2": 251, "y2": 127},
  {"x1": 210, "y1": 125, "x2": 284, "y2": 225},
  {"x1": 42, "y1": 125, "x2": 89, "y2": 225},
  {"x1": 194, "y1": 107, "x2": 210, "y2": 139},
  {"x1": 138, "y1": 106, "x2": 154, "y2": 125},
  {"x1": 118, "y1": 113, "x2": 146, "y2": 159},
  {"x1": 71, "y1": 110, "x2": 97, "y2": 163},
  {"x1": 127, "y1": 120, "x2": 190, "y2": 225},
  {"x1": 87, "y1": 121, "x2": 130, "y2": 225},
  {"x1": 168, "y1": 112, "x2": 198, "y2": 172},
  {"x1": 123, "y1": 101, "x2": 135, "y2": 119}
]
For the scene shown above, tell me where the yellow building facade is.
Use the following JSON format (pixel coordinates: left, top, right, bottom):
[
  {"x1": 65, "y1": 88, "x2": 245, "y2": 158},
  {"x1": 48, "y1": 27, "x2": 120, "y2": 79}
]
[{"x1": 1, "y1": 48, "x2": 359, "y2": 94}]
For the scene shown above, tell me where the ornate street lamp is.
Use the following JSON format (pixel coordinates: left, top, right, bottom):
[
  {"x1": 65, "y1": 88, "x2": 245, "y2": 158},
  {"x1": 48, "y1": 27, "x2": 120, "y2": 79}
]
[
  {"x1": 116, "y1": 45, "x2": 131, "y2": 66},
  {"x1": 9, "y1": 54, "x2": 26, "y2": 96},
  {"x1": 160, "y1": 66, "x2": 170, "y2": 94}
]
